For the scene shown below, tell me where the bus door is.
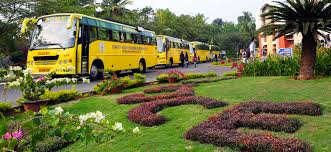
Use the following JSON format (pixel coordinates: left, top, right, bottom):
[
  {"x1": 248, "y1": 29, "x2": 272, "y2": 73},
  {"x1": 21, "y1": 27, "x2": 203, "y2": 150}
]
[{"x1": 80, "y1": 25, "x2": 89, "y2": 74}]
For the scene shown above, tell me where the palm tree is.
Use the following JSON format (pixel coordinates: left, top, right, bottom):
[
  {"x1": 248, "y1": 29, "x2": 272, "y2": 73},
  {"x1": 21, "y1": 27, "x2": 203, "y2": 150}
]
[
  {"x1": 100, "y1": 0, "x2": 133, "y2": 17},
  {"x1": 259, "y1": 0, "x2": 331, "y2": 80}
]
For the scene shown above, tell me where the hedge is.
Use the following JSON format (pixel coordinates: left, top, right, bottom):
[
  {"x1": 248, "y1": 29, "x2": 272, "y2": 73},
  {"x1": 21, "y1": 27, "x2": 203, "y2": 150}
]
[{"x1": 185, "y1": 102, "x2": 322, "y2": 152}]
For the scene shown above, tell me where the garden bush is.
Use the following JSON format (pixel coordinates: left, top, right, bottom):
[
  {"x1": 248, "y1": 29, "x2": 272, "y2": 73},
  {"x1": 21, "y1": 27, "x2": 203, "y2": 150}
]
[
  {"x1": 223, "y1": 71, "x2": 237, "y2": 77},
  {"x1": 128, "y1": 96, "x2": 228, "y2": 127},
  {"x1": 117, "y1": 86, "x2": 195, "y2": 104},
  {"x1": 156, "y1": 74, "x2": 169, "y2": 83},
  {"x1": 0, "y1": 102, "x2": 12, "y2": 113},
  {"x1": 185, "y1": 72, "x2": 217, "y2": 79},
  {"x1": 243, "y1": 48, "x2": 331, "y2": 77},
  {"x1": 185, "y1": 101, "x2": 322, "y2": 151},
  {"x1": 34, "y1": 136, "x2": 68, "y2": 152},
  {"x1": 181, "y1": 77, "x2": 236, "y2": 84},
  {"x1": 40, "y1": 89, "x2": 80, "y2": 104},
  {"x1": 143, "y1": 84, "x2": 197, "y2": 94}
]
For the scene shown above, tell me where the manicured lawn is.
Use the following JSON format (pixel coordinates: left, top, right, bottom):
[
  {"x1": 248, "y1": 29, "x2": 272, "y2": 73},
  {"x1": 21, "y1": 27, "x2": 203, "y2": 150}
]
[{"x1": 4, "y1": 77, "x2": 331, "y2": 152}]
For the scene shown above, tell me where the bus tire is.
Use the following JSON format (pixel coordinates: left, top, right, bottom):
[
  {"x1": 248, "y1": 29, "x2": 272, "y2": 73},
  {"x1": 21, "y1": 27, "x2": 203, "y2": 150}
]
[
  {"x1": 138, "y1": 60, "x2": 146, "y2": 73},
  {"x1": 90, "y1": 60, "x2": 104, "y2": 80}
]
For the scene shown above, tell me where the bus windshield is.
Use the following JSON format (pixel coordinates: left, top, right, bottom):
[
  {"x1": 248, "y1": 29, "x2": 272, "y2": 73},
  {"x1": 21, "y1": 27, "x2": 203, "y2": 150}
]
[{"x1": 30, "y1": 16, "x2": 76, "y2": 50}]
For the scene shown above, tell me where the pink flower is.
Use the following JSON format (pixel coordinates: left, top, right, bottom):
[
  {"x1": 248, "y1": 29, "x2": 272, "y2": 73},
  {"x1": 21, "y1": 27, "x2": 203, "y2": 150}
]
[
  {"x1": 3, "y1": 132, "x2": 12, "y2": 140},
  {"x1": 12, "y1": 130, "x2": 23, "y2": 139},
  {"x1": 36, "y1": 76, "x2": 46, "y2": 82}
]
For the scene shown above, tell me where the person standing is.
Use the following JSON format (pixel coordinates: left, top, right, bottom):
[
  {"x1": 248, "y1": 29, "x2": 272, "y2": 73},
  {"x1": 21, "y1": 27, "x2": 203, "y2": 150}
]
[
  {"x1": 193, "y1": 53, "x2": 198, "y2": 68},
  {"x1": 261, "y1": 46, "x2": 267, "y2": 62},
  {"x1": 184, "y1": 52, "x2": 189, "y2": 68},
  {"x1": 249, "y1": 37, "x2": 257, "y2": 60},
  {"x1": 180, "y1": 51, "x2": 185, "y2": 68},
  {"x1": 242, "y1": 50, "x2": 247, "y2": 64}
]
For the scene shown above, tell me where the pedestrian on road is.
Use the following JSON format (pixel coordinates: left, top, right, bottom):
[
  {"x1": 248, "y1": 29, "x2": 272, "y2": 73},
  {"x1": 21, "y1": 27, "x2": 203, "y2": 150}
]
[
  {"x1": 261, "y1": 46, "x2": 267, "y2": 62},
  {"x1": 180, "y1": 51, "x2": 185, "y2": 68},
  {"x1": 184, "y1": 52, "x2": 189, "y2": 68},
  {"x1": 242, "y1": 51, "x2": 247, "y2": 64},
  {"x1": 193, "y1": 53, "x2": 198, "y2": 68},
  {"x1": 249, "y1": 37, "x2": 257, "y2": 60}
]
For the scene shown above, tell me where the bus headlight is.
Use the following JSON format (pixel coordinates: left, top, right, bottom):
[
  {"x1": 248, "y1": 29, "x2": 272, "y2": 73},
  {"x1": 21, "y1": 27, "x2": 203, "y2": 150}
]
[
  {"x1": 59, "y1": 60, "x2": 63, "y2": 65},
  {"x1": 64, "y1": 60, "x2": 68, "y2": 64}
]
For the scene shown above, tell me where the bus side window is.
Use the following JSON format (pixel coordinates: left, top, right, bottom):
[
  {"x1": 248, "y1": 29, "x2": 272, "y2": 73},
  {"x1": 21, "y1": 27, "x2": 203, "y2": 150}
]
[
  {"x1": 125, "y1": 33, "x2": 133, "y2": 43},
  {"x1": 88, "y1": 26, "x2": 98, "y2": 43},
  {"x1": 151, "y1": 38, "x2": 157, "y2": 45},
  {"x1": 112, "y1": 31, "x2": 120, "y2": 42},
  {"x1": 98, "y1": 28, "x2": 109, "y2": 41},
  {"x1": 136, "y1": 35, "x2": 143, "y2": 44},
  {"x1": 143, "y1": 36, "x2": 149, "y2": 45},
  {"x1": 120, "y1": 32, "x2": 125, "y2": 42}
]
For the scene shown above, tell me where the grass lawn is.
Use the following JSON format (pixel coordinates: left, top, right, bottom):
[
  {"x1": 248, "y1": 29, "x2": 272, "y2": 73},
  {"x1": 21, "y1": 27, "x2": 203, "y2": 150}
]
[{"x1": 5, "y1": 77, "x2": 331, "y2": 152}]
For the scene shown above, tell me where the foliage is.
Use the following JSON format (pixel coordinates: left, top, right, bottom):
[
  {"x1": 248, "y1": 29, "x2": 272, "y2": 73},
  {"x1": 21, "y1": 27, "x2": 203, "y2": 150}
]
[
  {"x1": 185, "y1": 101, "x2": 322, "y2": 151},
  {"x1": 6, "y1": 69, "x2": 87, "y2": 101},
  {"x1": 143, "y1": 85, "x2": 197, "y2": 94},
  {"x1": 181, "y1": 77, "x2": 236, "y2": 84},
  {"x1": 94, "y1": 75, "x2": 126, "y2": 95},
  {"x1": 40, "y1": 89, "x2": 80, "y2": 104},
  {"x1": 184, "y1": 72, "x2": 217, "y2": 79},
  {"x1": 224, "y1": 71, "x2": 238, "y2": 77},
  {"x1": 94, "y1": 73, "x2": 146, "y2": 95},
  {"x1": 117, "y1": 86, "x2": 195, "y2": 104},
  {"x1": 259, "y1": 0, "x2": 331, "y2": 80},
  {"x1": 128, "y1": 96, "x2": 228, "y2": 127},
  {"x1": 243, "y1": 49, "x2": 331, "y2": 77},
  {"x1": 0, "y1": 106, "x2": 140, "y2": 151},
  {"x1": 0, "y1": 102, "x2": 12, "y2": 113},
  {"x1": 243, "y1": 55, "x2": 301, "y2": 76},
  {"x1": 156, "y1": 74, "x2": 169, "y2": 83},
  {"x1": 167, "y1": 70, "x2": 185, "y2": 79},
  {"x1": 34, "y1": 136, "x2": 68, "y2": 152}
]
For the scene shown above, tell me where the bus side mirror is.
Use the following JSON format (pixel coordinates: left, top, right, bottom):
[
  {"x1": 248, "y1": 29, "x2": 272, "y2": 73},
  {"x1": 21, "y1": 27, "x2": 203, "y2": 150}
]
[{"x1": 21, "y1": 18, "x2": 37, "y2": 33}]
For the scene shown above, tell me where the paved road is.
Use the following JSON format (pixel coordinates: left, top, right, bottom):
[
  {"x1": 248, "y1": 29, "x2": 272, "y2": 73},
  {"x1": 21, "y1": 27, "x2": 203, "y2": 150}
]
[{"x1": 0, "y1": 63, "x2": 232, "y2": 106}]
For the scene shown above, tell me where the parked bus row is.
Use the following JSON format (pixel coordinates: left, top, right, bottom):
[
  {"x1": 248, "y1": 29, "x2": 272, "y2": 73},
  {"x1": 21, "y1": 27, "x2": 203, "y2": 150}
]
[{"x1": 21, "y1": 13, "x2": 222, "y2": 79}]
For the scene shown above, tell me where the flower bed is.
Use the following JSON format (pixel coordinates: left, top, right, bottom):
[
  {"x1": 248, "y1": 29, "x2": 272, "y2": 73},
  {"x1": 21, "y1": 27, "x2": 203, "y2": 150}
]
[
  {"x1": 185, "y1": 102, "x2": 322, "y2": 151},
  {"x1": 128, "y1": 96, "x2": 228, "y2": 127},
  {"x1": 181, "y1": 76, "x2": 236, "y2": 84},
  {"x1": 143, "y1": 84, "x2": 198, "y2": 94},
  {"x1": 117, "y1": 86, "x2": 195, "y2": 104}
]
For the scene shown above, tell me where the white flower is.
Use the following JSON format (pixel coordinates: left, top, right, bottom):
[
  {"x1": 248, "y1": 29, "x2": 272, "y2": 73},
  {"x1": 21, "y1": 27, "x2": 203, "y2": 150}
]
[
  {"x1": 132, "y1": 127, "x2": 140, "y2": 134},
  {"x1": 79, "y1": 115, "x2": 89, "y2": 126},
  {"x1": 9, "y1": 66, "x2": 22, "y2": 71},
  {"x1": 113, "y1": 122, "x2": 123, "y2": 131},
  {"x1": 23, "y1": 68, "x2": 33, "y2": 76},
  {"x1": 71, "y1": 78, "x2": 78, "y2": 83},
  {"x1": 54, "y1": 107, "x2": 64, "y2": 115},
  {"x1": 65, "y1": 78, "x2": 71, "y2": 84},
  {"x1": 94, "y1": 111, "x2": 105, "y2": 123},
  {"x1": 82, "y1": 78, "x2": 90, "y2": 84},
  {"x1": 8, "y1": 80, "x2": 20, "y2": 88}
]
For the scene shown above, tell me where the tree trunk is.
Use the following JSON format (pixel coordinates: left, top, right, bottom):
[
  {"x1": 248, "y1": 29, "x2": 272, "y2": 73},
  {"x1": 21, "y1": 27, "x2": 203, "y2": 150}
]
[{"x1": 298, "y1": 33, "x2": 317, "y2": 80}]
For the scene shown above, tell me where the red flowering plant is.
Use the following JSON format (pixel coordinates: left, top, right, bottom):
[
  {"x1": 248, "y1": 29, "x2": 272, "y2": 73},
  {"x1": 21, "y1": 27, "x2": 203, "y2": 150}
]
[{"x1": 167, "y1": 70, "x2": 186, "y2": 79}]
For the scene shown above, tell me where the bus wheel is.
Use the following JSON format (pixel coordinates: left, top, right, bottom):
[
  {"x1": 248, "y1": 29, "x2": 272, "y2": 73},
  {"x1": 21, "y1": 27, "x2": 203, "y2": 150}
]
[
  {"x1": 90, "y1": 62, "x2": 104, "y2": 80},
  {"x1": 138, "y1": 60, "x2": 146, "y2": 73}
]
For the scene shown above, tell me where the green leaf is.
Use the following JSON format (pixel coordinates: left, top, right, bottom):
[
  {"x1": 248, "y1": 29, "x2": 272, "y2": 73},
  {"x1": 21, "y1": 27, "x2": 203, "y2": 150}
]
[
  {"x1": 50, "y1": 118, "x2": 60, "y2": 127},
  {"x1": 40, "y1": 106, "x2": 48, "y2": 116}
]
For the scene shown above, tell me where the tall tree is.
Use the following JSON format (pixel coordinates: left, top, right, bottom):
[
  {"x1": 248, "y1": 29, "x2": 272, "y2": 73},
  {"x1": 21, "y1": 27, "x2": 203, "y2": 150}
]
[
  {"x1": 237, "y1": 12, "x2": 256, "y2": 38},
  {"x1": 260, "y1": 0, "x2": 331, "y2": 80},
  {"x1": 98, "y1": 0, "x2": 132, "y2": 17},
  {"x1": 212, "y1": 18, "x2": 224, "y2": 27}
]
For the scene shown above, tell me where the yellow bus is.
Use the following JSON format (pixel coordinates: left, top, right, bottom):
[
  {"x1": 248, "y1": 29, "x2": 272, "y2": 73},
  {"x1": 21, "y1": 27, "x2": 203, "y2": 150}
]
[
  {"x1": 21, "y1": 13, "x2": 158, "y2": 79},
  {"x1": 210, "y1": 45, "x2": 221, "y2": 60},
  {"x1": 156, "y1": 35, "x2": 190, "y2": 67},
  {"x1": 190, "y1": 41, "x2": 211, "y2": 62}
]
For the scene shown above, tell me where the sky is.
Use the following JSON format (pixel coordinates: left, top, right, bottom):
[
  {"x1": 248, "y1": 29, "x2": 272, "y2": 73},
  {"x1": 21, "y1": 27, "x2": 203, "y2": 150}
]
[{"x1": 127, "y1": 0, "x2": 273, "y2": 23}]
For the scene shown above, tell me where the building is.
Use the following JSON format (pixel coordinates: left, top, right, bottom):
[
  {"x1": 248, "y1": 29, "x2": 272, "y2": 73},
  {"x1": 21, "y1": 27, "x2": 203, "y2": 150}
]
[{"x1": 256, "y1": 4, "x2": 330, "y2": 56}]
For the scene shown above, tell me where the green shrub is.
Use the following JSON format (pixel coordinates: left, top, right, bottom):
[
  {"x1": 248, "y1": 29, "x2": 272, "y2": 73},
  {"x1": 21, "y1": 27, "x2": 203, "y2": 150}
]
[
  {"x1": 224, "y1": 71, "x2": 238, "y2": 77},
  {"x1": 34, "y1": 136, "x2": 68, "y2": 152},
  {"x1": 243, "y1": 48, "x2": 331, "y2": 77},
  {"x1": 133, "y1": 73, "x2": 146, "y2": 83},
  {"x1": 0, "y1": 102, "x2": 12, "y2": 113},
  {"x1": 181, "y1": 77, "x2": 236, "y2": 84},
  {"x1": 243, "y1": 55, "x2": 300, "y2": 76},
  {"x1": 40, "y1": 89, "x2": 80, "y2": 103},
  {"x1": 156, "y1": 74, "x2": 169, "y2": 82}
]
